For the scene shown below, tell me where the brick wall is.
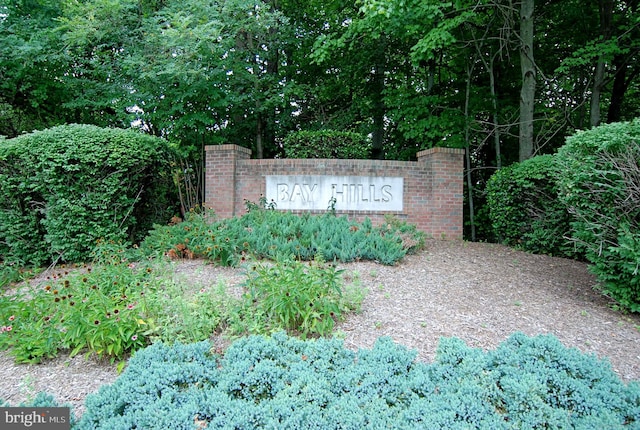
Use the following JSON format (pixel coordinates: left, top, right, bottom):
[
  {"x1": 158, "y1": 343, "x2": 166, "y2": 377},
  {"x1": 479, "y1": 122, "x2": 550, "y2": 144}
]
[{"x1": 204, "y1": 145, "x2": 464, "y2": 239}]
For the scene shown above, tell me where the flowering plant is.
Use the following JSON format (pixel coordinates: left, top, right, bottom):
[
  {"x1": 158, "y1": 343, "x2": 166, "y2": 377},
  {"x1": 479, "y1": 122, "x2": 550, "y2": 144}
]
[{"x1": 0, "y1": 243, "x2": 161, "y2": 364}]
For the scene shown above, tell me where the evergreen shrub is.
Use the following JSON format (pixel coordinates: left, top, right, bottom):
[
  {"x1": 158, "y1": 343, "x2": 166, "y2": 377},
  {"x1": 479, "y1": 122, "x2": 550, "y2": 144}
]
[
  {"x1": 0, "y1": 124, "x2": 177, "y2": 265},
  {"x1": 139, "y1": 208, "x2": 424, "y2": 266},
  {"x1": 283, "y1": 130, "x2": 371, "y2": 159},
  {"x1": 485, "y1": 155, "x2": 576, "y2": 258},
  {"x1": 557, "y1": 120, "x2": 640, "y2": 311},
  {"x1": 75, "y1": 332, "x2": 640, "y2": 429}
]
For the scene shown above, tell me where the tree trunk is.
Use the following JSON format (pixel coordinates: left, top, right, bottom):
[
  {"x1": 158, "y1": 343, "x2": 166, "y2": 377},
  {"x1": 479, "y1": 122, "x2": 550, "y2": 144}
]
[
  {"x1": 488, "y1": 55, "x2": 502, "y2": 169},
  {"x1": 606, "y1": 54, "x2": 629, "y2": 123},
  {"x1": 590, "y1": 59, "x2": 606, "y2": 127},
  {"x1": 464, "y1": 64, "x2": 476, "y2": 241},
  {"x1": 591, "y1": 0, "x2": 614, "y2": 127},
  {"x1": 256, "y1": 114, "x2": 264, "y2": 159},
  {"x1": 370, "y1": 45, "x2": 386, "y2": 160},
  {"x1": 519, "y1": 0, "x2": 535, "y2": 162}
]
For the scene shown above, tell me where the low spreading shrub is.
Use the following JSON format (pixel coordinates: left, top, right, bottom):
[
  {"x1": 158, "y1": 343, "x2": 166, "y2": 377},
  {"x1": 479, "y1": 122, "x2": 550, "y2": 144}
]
[
  {"x1": 0, "y1": 124, "x2": 178, "y2": 265},
  {"x1": 283, "y1": 130, "x2": 371, "y2": 159},
  {"x1": 557, "y1": 120, "x2": 640, "y2": 311},
  {"x1": 485, "y1": 155, "x2": 577, "y2": 258},
  {"x1": 139, "y1": 208, "x2": 424, "y2": 266},
  {"x1": 73, "y1": 332, "x2": 639, "y2": 429}
]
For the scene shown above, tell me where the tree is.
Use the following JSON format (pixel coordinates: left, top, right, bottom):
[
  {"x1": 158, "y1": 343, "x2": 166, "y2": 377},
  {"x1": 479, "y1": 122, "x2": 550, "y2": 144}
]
[
  {"x1": 518, "y1": 0, "x2": 535, "y2": 161},
  {"x1": 0, "y1": 0, "x2": 74, "y2": 137}
]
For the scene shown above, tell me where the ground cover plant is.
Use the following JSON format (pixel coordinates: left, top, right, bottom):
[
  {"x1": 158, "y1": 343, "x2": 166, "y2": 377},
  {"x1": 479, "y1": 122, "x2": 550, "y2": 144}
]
[
  {"x1": 11, "y1": 331, "x2": 638, "y2": 429},
  {"x1": 0, "y1": 205, "x2": 420, "y2": 364},
  {"x1": 138, "y1": 204, "x2": 425, "y2": 266}
]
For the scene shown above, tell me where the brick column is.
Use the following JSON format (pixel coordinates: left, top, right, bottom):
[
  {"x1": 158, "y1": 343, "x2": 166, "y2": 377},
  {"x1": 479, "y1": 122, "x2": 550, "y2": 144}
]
[
  {"x1": 204, "y1": 145, "x2": 251, "y2": 218},
  {"x1": 417, "y1": 147, "x2": 465, "y2": 239}
]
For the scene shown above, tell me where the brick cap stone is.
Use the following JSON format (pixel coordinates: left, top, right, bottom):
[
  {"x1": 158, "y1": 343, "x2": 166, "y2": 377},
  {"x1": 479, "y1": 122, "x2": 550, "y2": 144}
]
[
  {"x1": 205, "y1": 144, "x2": 252, "y2": 155},
  {"x1": 416, "y1": 147, "x2": 464, "y2": 160}
]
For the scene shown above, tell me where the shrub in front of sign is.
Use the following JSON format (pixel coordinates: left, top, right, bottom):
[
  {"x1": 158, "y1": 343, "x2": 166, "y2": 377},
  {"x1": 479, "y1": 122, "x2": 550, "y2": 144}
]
[
  {"x1": 74, "y1": 332, "x2": 640, "y2": 429},
  {"x1": 138, "y1": 208, "x2": 424, "y2": 266}
]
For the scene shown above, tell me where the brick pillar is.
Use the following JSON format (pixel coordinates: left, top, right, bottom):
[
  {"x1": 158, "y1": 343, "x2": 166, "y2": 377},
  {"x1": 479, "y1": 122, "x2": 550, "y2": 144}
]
[
  {"x1": 204, "y1": 145, "x2": 251, "y2": 218},
  {"x1": 417, "y1": 147, "x2": 464, "y2": 239}
]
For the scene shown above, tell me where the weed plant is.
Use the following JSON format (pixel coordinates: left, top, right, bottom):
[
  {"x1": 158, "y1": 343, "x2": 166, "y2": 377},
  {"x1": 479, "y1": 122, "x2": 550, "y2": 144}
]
[{"x1": 148, "y1": 279, "x2": 234, "y2": 345}]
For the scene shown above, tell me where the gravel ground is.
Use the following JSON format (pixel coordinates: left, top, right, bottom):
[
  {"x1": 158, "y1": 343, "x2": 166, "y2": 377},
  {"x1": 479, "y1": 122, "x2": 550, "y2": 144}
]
[{"x1": 1, "y1": 239, "x2": 639, "y2": 418}]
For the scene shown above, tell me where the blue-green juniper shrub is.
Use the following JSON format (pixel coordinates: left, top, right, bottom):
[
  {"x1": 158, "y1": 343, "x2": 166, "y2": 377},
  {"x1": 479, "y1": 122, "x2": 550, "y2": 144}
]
[
  {"x1": 75, "y1": 332, "x2": 640, "y2": 429},
  {"x1": 139, "y1": 208, "x2": 424, "y2": 266}
]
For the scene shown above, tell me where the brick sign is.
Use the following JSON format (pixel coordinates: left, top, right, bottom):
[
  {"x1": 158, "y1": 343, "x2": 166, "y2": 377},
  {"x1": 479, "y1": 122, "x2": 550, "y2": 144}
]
[
  {"x1": 265, "y1": 175, "x2": 404, "y2": 211},
  {"x1": 205, "y1": 145, "x2": 464, "y2": 239}
]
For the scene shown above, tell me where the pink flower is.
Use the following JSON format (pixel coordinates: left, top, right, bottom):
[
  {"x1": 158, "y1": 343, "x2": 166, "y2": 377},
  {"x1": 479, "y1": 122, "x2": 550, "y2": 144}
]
[
  {"x1": 127, "y1": 303, "x2": 135, "y2": 310},
  {"x1": 131, "y1": 335, "x2": 138, "y2": 341},
  {"x1": 8, "y1": 315, "x2": 15, "y2": 321},
  {"x1": 128, "y1": 263, "x2": 136, "y2": 269},
  {"x1": 5, "y1": 326, "x2": 12, "y2": 332},
  {"x1": 200, "y1": 288, "x2": 206, "y2": 293}
]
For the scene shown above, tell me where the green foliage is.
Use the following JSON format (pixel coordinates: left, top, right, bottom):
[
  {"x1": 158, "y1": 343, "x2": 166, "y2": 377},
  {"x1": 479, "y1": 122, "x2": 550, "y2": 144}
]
[
  {"x1": 0, "y1": 238, "x2": 365, "y2": 364},
  {"x1": 0, "y1": 263, "x2": 38, "y2": 290},
  {"x1": 0, "y1": 241, "x2": 162, "y2": 364},
  {"x1": 147, "y1": 278, "x2": 234, "y2": 345},
  {"x1": 283, "y1": 130, "x2": 371, "y2": 159},
  {"x1": 75, "y1": 332, "x2": 640, "y2": 429},
  {"x1": 557, "y1": 120, "x2": 640, "y2": 311},
  {"x1": 139, "y1": 208, "x2": 424, "y2": 266},
  {"x1": 0, "y1": 124, "x2": 178, "y2": 265},
  {"x1": 230, "y1": 256, "x2": 363, "y2": 338},
  {"x1": 485, "y1": 155, "x2": 577, "y2": 258}
]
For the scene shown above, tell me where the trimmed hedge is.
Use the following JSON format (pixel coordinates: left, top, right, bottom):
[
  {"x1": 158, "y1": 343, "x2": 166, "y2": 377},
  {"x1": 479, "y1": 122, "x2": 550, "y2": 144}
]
[
  {"x1": 70, "y1": 332, "x2": 640, "y2": 429},
  {"x1": 283, "y1": 130, "x2": 371, "y2": 159},
  {"x1": 0, "y1": 124, "x2": 178, "y2": 265},
  {"x1": 557, "y1": 120, "x2": 640, "y2": 311},
  {"x1": 485, "y1": 155, "x2": 577, "y2": 258}
]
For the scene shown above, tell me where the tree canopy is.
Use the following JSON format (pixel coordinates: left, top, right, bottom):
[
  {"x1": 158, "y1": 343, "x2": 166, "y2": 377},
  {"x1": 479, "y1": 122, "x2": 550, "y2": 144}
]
[{"x1": 1, "y1": 0, "x2": 639, "y2": 239}]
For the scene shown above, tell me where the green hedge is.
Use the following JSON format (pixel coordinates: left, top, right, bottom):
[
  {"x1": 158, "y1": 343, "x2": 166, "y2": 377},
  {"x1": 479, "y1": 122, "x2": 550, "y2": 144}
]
[
  {"x1": 557, "y1": 120, "x2": 640, "y2": 311},
  {"x1": 485, "y1": 155, "x2": 577, "y2": 258},
  {"x1": 67, "y1": 332, "x2": 640, "y2": 429},
  {"x1": 283, "y1": 130, "x2": 371, "y2": 159},
  {"x1": 0, "y1": 124, "x2": 178, "y2": 265}
]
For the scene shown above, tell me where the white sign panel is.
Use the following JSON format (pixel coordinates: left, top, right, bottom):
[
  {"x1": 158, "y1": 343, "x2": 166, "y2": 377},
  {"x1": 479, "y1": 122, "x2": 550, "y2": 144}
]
[{"x1": 265, "y1": 175, "x2": 403, "y2": 211}]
